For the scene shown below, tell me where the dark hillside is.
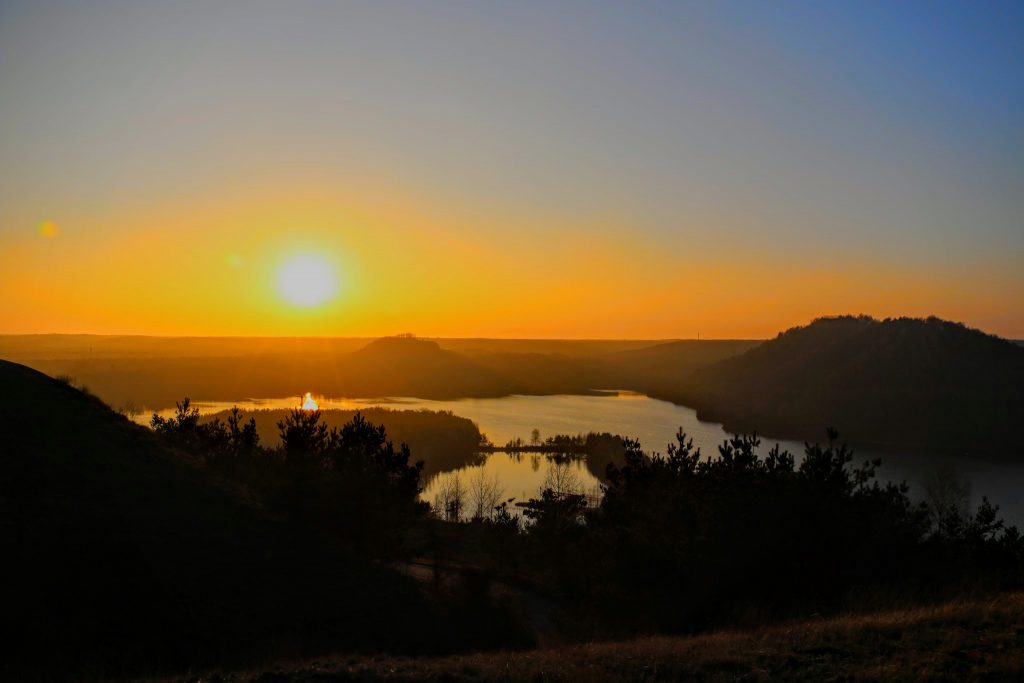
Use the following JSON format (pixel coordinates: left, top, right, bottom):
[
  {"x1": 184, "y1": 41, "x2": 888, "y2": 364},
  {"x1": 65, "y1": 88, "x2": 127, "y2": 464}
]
[
  {"x1": 602, "y1": 339, "x2": 758, "y2": 394},
  {"x1": 0, "y1": 361, "x2": 465, "y2": 680},
  {"x1": 474, "y1": 352, "x2": 606, "y2": 395},
  {"x1": 666, "y1": 316, "x2": 1024, "y2": 455}
]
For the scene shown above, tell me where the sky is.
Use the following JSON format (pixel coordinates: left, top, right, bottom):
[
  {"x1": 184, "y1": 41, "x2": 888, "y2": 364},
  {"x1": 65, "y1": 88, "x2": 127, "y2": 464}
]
[{"x1": 1, "y1": 1, "x2": 1022, "y2": 339}]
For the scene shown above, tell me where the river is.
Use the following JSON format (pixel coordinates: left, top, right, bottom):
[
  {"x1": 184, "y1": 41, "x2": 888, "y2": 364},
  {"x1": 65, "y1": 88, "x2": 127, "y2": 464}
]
[{"x1": 140, "y1": 391, "x2": 1024, "y2": 527}]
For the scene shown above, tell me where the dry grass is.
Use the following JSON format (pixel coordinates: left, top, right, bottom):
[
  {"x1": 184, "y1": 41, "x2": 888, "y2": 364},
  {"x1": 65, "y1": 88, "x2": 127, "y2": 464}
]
[{"x1": 151, "y1": 593, "x2": 1024, "y2": 682}]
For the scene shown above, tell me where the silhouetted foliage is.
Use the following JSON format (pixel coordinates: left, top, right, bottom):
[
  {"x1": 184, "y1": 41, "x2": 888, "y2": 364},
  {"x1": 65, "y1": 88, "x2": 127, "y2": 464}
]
[
  {"x1": 504, "y1": 428, "x2": 1024, "y2": 634},
  {"x1": 277, "y1": 406, "x2": 330, "y2": 460},
  {"x1": 152, "y1": 398, "x2": 260, "y2": 472},
  {"x1": 521, "y1": 487, "x2": 588, "y2": 539},
  {"x1": 206, "y1": 405, "x2": 483, "y2": 477},
  {"x1": 11, "y1": 352, "x2": 1024, "y2": 679},
  {"x1": 151, "y1": 400, "x2": 428, "y2": 555},
  {"x1": 255, "y1": 409, "x2": 424, "y2": 553}
]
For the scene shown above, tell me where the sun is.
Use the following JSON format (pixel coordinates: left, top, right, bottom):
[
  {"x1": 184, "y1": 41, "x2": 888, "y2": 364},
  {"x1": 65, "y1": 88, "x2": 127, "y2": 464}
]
[{"x1": 276, "y1": 254, "x2": 339, "y2": 307}]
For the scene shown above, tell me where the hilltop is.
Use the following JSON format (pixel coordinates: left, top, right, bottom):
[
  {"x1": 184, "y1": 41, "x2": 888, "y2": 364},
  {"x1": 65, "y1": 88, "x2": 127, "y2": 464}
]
[
  {"x1": 667, "y1": 316, "x2": 1024, "y2": 455},
  {"x1": 341, "y1": 336, "x2": 514, "y2": 398}
]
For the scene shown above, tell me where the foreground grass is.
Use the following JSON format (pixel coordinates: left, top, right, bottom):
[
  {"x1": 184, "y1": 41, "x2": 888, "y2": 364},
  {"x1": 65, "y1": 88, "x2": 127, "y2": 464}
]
[{"x1": 155, "y1": 593, "x2": 1024, "y2": 682}]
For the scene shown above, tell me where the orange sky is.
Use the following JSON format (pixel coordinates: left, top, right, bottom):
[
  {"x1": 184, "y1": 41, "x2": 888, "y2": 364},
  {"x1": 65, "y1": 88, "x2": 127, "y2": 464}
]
[
  {"x1": 1, "y1": 4, "x2": 1022, "y2": 339},
  {"x1": 2, "y1": 179, "x2": 1020, "y2": 340}
]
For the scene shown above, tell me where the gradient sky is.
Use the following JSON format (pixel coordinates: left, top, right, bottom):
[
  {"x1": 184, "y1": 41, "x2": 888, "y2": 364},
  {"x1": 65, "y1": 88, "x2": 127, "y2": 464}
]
[{"x1": 1, "y1": 1, "x2": 1022, "y2": 338}]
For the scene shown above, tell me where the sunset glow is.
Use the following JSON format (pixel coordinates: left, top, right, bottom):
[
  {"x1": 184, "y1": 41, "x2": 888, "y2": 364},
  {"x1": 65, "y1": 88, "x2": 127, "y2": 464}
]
[
  {"x1": 277, "y1": 254, "x2": 339, "y2": 308},
  {"x1": 0, "y1": 3, "x2": 1020, "y2": 339}
]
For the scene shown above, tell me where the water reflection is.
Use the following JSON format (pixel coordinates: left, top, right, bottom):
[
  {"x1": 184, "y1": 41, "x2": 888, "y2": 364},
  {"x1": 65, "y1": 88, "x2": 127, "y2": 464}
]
[
  {"x1": 424, "y1": 454, "x2": 602, "y2": 520},
  {"x1": 138, "y1": 391, "x2": 1024, "y2": 527}
]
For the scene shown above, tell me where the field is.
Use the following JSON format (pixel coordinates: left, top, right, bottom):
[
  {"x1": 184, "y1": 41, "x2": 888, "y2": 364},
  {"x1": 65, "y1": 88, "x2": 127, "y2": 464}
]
[{"x1": 151, "y1": 593, "x2": 1024, "y2": 682}]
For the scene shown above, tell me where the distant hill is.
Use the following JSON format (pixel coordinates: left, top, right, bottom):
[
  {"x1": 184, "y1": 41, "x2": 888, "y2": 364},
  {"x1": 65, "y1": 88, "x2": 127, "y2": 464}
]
[
  {"x1": 1, "y1": 334, "x2": 739, "y2": 411},
  {"x1": 15, "y1": 336, "x2": 520, "y2": 409},
  {"x1": 475, "y1": 352, "x2": 607, "y2": 395},
  {"x1": 601, "y1": 339, "x2": 759, "y2": 394},
  {"x1": 0, "y1": 360, "x2": 477, "y2": 679},
  {"x1": 666, "y1": 316, "x2": 1024, "y2": 455},
  {"x1": 436, "y1": 338, "x2": 665, "y2": 356},
  {"x1": 0, "y1": 334, "x2": 659, "y2": 362},
  {"x1": 340, "y1": 336, "x2": 514, "y2": 398},
  {"x1": 4, "y1": 334, "x2": 761, "y2": 410}
]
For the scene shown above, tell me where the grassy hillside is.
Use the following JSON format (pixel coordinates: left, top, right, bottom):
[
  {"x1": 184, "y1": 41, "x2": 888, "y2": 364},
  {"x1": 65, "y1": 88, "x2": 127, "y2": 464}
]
[
  {"x1": 154, "y1": 592, "x2": 1024, "y2": 682},
  {"x1": 666, "y1": 316, "x2": 1024, "y2": 455}
]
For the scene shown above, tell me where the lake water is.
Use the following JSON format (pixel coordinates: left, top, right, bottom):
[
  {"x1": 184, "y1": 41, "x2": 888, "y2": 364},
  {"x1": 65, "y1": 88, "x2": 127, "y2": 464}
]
[{"x1": 141, "y1": 392, "x2": 1024, "y2": 527}]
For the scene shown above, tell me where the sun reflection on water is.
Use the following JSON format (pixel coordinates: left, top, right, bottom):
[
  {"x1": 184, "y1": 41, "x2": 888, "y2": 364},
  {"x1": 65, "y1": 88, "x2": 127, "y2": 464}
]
[{"x1": 301, "y1": 392, "x2": 319, "y2": 410}]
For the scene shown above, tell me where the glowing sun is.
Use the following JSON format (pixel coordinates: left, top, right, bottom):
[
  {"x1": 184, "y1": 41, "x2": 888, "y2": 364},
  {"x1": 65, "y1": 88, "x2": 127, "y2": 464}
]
[{"x1": 276, "y1": 254, "x2": 338, "y2": 306}]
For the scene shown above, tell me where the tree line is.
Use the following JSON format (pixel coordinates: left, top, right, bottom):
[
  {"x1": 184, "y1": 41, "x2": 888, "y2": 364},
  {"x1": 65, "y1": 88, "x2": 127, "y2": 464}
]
[
  {"x1": 151, "y1": 399, "x2": 1024, "y2": 640},
  {"x1": 434, "y1": 428, "x2": 1024, "y2": 635},
  {"x1": 152, "y1": 399, "x2": 425, "y2": 557}
]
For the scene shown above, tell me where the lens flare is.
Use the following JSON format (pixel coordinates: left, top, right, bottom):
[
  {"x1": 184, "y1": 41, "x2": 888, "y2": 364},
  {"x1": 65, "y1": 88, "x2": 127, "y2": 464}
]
[{"x1": 37, "y1": 221, "x2": 60, "y2": 238}]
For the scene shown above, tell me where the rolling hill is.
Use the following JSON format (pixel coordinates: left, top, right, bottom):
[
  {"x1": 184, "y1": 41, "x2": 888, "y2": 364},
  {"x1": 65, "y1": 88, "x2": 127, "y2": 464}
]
[
  {"x1": 11, "y1": 336, "x2": 549, "y2": 410},
  {"x1": 665, "y1": 316, "x2": 1024, "y2": 455},
  {"x1": 601, "y1": 338, "x2": 759, "y2": 394},
  {"x1": 339, "y1": 335, "x2": 514, "y2": 398},
  {"x1": 4, "y1": 334, "x2": 760, "y2": 412}
]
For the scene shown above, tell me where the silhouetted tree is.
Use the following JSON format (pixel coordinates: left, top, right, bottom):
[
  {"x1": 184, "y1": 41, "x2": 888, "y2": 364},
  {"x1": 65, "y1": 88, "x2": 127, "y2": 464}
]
[
  {"x1": 542, "y1": 429, "x2": 943, "y2": 630},
  {"x1": 468, "y1": 469, "x2": 504, "y2": 521},
  {"x1": 277, "y1": 408, "x2": 330, "y2": 463},
  {"x1": 268, "y1": 410, "x2": 426, "y2": 553},
  {"x1": 151, "y1": 398, "x2": 203, "y2": 446},
  {"x1": 152, "y1": 399, "x2": 259, "y2": 472},
  {"x1": 226, "y1": 406, "x2": 260, "y2": 454},
  {"x1": 434, "y1": 473, "x2": 466, "y2": 522}
]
